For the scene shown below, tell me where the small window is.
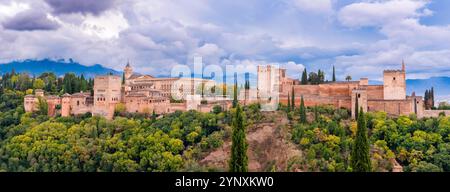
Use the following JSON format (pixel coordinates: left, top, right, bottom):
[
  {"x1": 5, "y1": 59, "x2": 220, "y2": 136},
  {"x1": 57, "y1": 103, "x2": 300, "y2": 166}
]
[
  {"x1": 393, "y1": 77, "x2": 396, "y2": 80},
  {"x1": 358, "y1": 94, "x2": 361, "y2": 98}
]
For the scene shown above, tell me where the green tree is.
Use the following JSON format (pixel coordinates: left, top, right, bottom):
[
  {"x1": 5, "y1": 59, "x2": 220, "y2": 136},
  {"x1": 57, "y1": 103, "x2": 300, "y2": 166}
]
[
  {"x1": 301, "y1": 68, "x2": 308, "y2": 85},
  {"x1": 351, "y1": 108, "x2": 371, "y2": 172},
  {"x1": 291, "y1": 87, "x2": 295, "y2": 110},
  {"x1": 299, "y1": 95, "x2": 307, "y2": 124},
  {"x1": 151, "y1": 110, "x2": 157, "y2": 122},
  {"x1": 232, "y1": 76, "x2": 238, "y2": 108},
  {"x1": 318, "y1": 70, "x2": 325, "y2": 83},
  {"x1": 33, "y1": 79, "x2": 45, "y2": 90},
  {"x1": 229, "y1": 105, "x2": 248, "y2": 172},
  {"x1": 314, "y1": 105, "x2": 319, "y2": 122},
  {"x1": 431, "y1": 87, "x2": 435, "y2": 108},
  {"x1": 80, "y1": 74, "x2": 88, "y2": 92},
  {"x1": 37, "y1": 96, "x2": 48, "y2": 116},
  {"x1": 308, "y1": 72, "x2": 319, "y2": 85},
  {"x1": 345, "y1": 75, "x2": 352, "y2": 82},
  {"x1": 332, "y1": 65, "x2": 336, "y2": 82},
  {"x1": 287, "y1": 92, "x2": 291, "y2": 112},
  {"x1": 355, "y1": 94, "x2": 359, "y2": 120}
]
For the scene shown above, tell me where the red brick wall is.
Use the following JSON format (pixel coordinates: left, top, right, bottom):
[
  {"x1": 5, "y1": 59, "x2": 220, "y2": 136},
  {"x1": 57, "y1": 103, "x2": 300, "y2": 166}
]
[
  {"x1": 367, "y1": 85, "x2": 384, "y2": 100},
  {"x1": 368, "y1": 100, "x2": 413, "y2": 116}
]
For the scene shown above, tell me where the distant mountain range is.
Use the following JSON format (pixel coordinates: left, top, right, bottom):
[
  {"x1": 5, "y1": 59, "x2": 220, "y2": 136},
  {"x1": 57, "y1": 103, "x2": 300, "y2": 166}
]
[
  {"x1": 1, "y1": 59, "x2": 449, "y2": 101},
  {"x1": 0, "y1": 59, "x2": 120, "y2": 78}
]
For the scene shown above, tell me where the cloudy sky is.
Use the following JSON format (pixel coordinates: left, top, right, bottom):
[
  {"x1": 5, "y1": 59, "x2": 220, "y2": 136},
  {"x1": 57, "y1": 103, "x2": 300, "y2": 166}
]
[{"x1": 0, "y1": 0, "x2": 450, "y2": 80}]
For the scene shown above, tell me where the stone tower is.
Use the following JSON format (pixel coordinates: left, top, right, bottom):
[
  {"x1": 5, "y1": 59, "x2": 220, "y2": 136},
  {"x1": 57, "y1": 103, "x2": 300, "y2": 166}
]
[
  {"x1": 351, "y1": 88, "x2": 368, "y2": 119},
  {"x1": 383, "y1": 61, "x2": 406, "y2": 100},
  {"x1": 61, "y1": 93, "x2": 71, "y2": 117},
  {"x1": 124, "y1": 61, "x2": 133, "y2": 80},
  {"x1": 93, "y1": 75, "x2": 122, "y2": 119},
  {"x1": 257, "y1": 65, "x2": 283, "y2": 99}
]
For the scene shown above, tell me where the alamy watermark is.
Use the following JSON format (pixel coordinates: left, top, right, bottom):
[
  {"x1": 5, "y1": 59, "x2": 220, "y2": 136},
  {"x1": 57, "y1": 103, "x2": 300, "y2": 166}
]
[{"x1": 170, "y1": 56, "x2": 281, "y2": 111}]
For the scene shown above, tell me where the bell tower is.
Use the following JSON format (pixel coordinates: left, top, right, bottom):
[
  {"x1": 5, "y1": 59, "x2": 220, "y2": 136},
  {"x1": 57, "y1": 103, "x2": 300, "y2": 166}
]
[{"x1": 124, "y1": 61, "x2": 133, "y2": 80}]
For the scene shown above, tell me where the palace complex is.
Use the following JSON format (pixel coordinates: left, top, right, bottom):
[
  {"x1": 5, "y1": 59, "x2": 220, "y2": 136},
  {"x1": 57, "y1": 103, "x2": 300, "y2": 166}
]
[{"x1": 24, "y1": 61, "x2": 449, "y2": 119}]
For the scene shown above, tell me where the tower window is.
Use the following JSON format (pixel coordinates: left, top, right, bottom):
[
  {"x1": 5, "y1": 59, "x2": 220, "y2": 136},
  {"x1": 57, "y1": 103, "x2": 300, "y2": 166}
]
[
  {"x1": 358, "y1": 94, "x2": 361, "y2": 98},
  {"x1": 393, "y1": 77, "x2": 396, "y2": 80}
]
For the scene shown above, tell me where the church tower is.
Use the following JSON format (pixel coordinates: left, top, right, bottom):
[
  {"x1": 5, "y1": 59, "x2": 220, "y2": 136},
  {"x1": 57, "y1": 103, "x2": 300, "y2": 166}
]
[{"x1": 124, "y1": 61, "x2": 133, "y2": 80}]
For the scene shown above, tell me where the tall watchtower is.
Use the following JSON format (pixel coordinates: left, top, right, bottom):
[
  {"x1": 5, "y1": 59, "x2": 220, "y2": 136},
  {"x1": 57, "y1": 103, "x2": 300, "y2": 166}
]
[
  {"x1": 257, "y1": 65, "x2": 282, "y2": 99},
  {"x1": 93, "y1": 75, "x2": 122, "y2": 119},
  {"x1": 383, "y1": 61, "x2": 406, "y2": 100}
]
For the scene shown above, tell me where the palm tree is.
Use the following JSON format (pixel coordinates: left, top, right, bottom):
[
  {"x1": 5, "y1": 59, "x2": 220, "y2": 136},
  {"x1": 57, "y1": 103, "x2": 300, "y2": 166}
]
[{"x1": 345, "y1": 75, "x2": 352, "y2": 82}]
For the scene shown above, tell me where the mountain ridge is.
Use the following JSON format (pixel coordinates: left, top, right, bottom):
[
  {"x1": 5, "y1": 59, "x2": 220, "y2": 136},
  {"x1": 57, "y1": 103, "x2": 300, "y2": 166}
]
[{"x1": 0, "y1": 59, "x2": 120, "y2": 78}]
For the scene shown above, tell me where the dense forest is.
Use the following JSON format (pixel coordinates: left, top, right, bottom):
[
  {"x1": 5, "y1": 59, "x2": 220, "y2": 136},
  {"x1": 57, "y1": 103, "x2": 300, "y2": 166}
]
[{"x1": 0, "y1": 71, "x2": 449, "y2": 172}]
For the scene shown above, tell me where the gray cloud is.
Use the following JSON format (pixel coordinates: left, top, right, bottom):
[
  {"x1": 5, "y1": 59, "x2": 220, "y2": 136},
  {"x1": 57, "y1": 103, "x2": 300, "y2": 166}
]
[
  {"x1": 2, "y1": 10, "x2": 60, "y2": 31},
  {"x1": 0, "y1": 0, "x2": 449, "y2": 80},
  {"x1": 44, "y1": 0, "x2": 116, "y2": 15}
]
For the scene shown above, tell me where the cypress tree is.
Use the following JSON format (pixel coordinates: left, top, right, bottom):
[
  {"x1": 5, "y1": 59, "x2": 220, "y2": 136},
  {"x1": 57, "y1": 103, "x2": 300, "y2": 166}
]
[
  {"x1": 223, "y1": 75, "x2": 227, "y2": 98},
  {"x1": 314, "y1": 105, "x2": 319, "y2": 122},
  {"x1": 355, "y1": 94, "x2": 359, "y2": 120},
  {"x1": 318, "y1": 70, "x2": 324, "y2": 83},
  {"x1": 287, "y1": 92, "x2": 291, "y2": 112},
  {"x1": 151, "y1": 110, "x2": 157, "y2": 122},
  {"x1": 80, "y1": 74, "x2": 87, "y2": 91},
  {"x1": 299, "y1": 95, "x2": 307, "y2": 124},
  {"x1": 301, "y1": 68, "x2": 308, "y2": 85},
  {"x1": 229, "y1": 104, "x2": 248, "y2": 172},
  {"x1": 351, "y1": 108, "x2": 371, "y2": 172},
  {"x1": 291, "y1": 87, "x2": 295, "y2": 110},
  {"x1": 431, "y1": 87, "x2": 435, "y2": 108},
  {"x1": 232, "y1": 75, "x2": 238, "y2": 108},
  {"x1": 332, "y1": 65, "x2": 336, "y2": 82}
]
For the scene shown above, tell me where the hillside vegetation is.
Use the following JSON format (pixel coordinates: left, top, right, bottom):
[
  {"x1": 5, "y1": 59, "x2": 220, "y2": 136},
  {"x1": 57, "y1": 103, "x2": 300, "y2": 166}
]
[{"x1": 0, "y1": 72, "x2": 449, "y2": 172}]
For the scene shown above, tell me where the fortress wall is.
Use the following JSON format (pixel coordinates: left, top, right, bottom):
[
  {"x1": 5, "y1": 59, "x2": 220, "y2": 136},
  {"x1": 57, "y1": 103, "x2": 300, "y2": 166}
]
[
  {"x1": 170, "y1": 103, "x2": 187, "y2": 113},
  {"x1": 124, "y1": 97, "x2": 142, "y2": 113},
  {"x1": 46, "y1": 98, "x2": 60, "y2": 117},
  {"x1": 423, "y1": 110, "x2": 450, "y2": 118},
  {"x1": 282, "y1": 96, "x2": 351, "y2": 109},
  {"x1": 70, "y1": 97, "x2": 89, "y2": 113},
  {"x1": 367, "y1": 85, "x2": 384, "y2": 100},
  {"x1": 318, "y1": 83, "x2": 354, "y2": 97},
  {"x1": 124, "y1": 97, "x2": 171, "y2": 114},
  {"x1": 293, "y1": 85, "x2": 320, "y2": 96},
  {"x1": 367, "y1": 100, "x2": 413, "y2": 116},
  {"x1": 154, "y1": 102, "x2": 171, "y2": 114},
  {"x1": 71, "y1": 105, "x2": 93, "y2": 115},
  {"x1": 198, "y1": 105, "x2": 214, "y2": 113}
]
